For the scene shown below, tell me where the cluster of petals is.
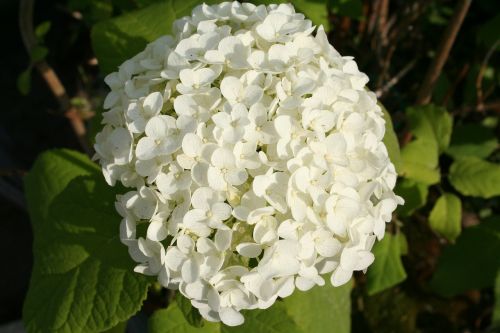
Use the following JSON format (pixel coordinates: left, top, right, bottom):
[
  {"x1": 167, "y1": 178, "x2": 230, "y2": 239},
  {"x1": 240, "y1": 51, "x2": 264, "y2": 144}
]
[{"x1": 95, "y1": 1, "x2": 403, "y2": 326}]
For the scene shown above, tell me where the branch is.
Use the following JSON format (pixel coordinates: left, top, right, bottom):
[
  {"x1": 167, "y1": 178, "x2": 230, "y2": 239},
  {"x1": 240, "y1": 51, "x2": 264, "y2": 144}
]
[
  {"x1": 376, "y1": 57, "x2": 418, "y2": 98},
  {"x1": 455, "y1": 100, "x2": 500, "y2": 116},
  {"x1": 442, "y1": 63, "x2": 470, "y2": 106},
  {"x1": 19, "y1": 0, "x2": 92, "y2": 156},
  {"x1": 476, "y1": 38, "x2": 500, "y2": 112},
  {"x1": 378, "y1": 0, "x2": 389, "y2": 46},
  {"x1": 416, "y1": 0, "x2": 472, "y2": 105}
]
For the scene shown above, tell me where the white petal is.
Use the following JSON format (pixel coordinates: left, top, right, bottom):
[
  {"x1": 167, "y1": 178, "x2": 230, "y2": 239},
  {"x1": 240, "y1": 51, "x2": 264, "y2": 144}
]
[
  {"x1": 181, "y1": 259, "x2": 200, "y2": 283},
  {"x1": 147, "y1": 220, "x2": 167, "y2": 241},
  {"x1": 354, "y1": 250, "x2": 375, "y2": 270},
  {"x1": 207, "y1": 167, "x2": 226, "y2": 191},
  {"x1": 219, "y1": 307, "x2": 244, "y2": 327},
  {"x1": 143, "y1": 92, "x2": 163, "y2": 115},
  {"x1": 236, "y1": 242, "x2": 262, "y2": 258},
  {"x1": 331, "y1": 266, "x2": 353, "y2": 286},
  {"x1": 225, "y1": 168, "x2": 248, "y2": 186},
  {"x1": 315, "y1": 235, "x2": 341, "y2": 257},
  {"x1": 164, "y1": 247, "x2": 185, "y2": 271},
  {"x1": 214, "y1": 229, "x2": 232, "y2": 251},
  {"x1": 182, "y1": 133, "x2": 202, "y2": 157},
  {"x1": 212, "y1": 202, "x2": 232, "y2": 221},
  {"x1": 191, "y1": 187, "x2": 214, "y2": 210},
  {"x1": 220, "y1": 76, "x2": 241, "y2": 102},
  {"x1": 243, "y1": 85, "x2": 263, "y2": 105}
]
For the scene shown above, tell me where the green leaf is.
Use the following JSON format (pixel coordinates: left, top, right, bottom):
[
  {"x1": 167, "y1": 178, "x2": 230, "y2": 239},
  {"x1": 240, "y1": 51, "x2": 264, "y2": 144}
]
[
  {"x1": 102, "y1": 321, "x2": 127, "y2": 333},
  {"x1": 429, "y1": 193, "x2": 462, "y2": 242},
  {"x1": 150, "y1": 301, "x2": 305, "y2": 333},
  {"x1": 400, "y1": 139, "x2": 440, "y2": 185},
  {"x1": 223, "y1": 302, "x2": 302, "y2": 333},
  {"x1": 149, "y1": 304, "x2": 220, "y2": 333},
  {"x1": 398, "y1": 233, "x2": 409, "y2": 256},
  {"x1": 17, "y1": 68, "x2": 32, "y2": 95},
  {"x1": 395, "y1": 179, "x2": 428, "y2": 217},
  {"x1": 363, "y1": 288, "x2": 418, "y2": 333},
  {"x1": 23, "y1": 149, "x2": 150, "y2": 333},
  {"x1": 406, "y1": 104, "x2": 453, "y2": 154},
  {"x1": 477, "y1": 13, "x2": 500, "y2": 48},
  {"x1": 448, "y1": 157, "x2": 500, "y2": 198},
  {"x1": 399, "y1": 104, "x2": 451, "y2": 184},
  {"x1": 35, "y1": 21, "x2": 52, "y2": 41},
  {"x1": 381, "y1": 106, "x2": 402, "y2": 173},
  {"x1": 283, "y1": 280, "x2": 352, "y2": 333},
  {"x1": 446, "y1": 124, "x2": 498, "y2": 159},
  {"x1": 366, "y1": 234, "x2": 407, "y2": 295},
  {"x1": 151, "y1": 281, "x2": 352, "y2": 333},
  {"x1": 430, "y1": 216, "x2": 500, "y2": 297},
  {"x1": 252, "y1": 0, "x2": 329, "y2": 27},
  {"x1": 175, "y1": 293, "x2": 204, "y2": 328},
  {"x1": 290, "y1": 0, "x2": 329, "y2": 27},
  {"x1": 88, "y1": 0, "x2": 114, "y2": 23},
  {"x1": 91, "y1": 1, "x2": 173, "y2": 74},
  {"x1": 30, "y1": 46, "x2": 49, "y2": 63}
]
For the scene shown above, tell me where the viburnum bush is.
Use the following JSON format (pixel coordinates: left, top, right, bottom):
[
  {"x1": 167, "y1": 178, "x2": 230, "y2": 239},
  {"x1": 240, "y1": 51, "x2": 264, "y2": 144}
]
[
  {"x1": 93, "y1": 1, "x2": 403, "y2": 326},
  {"x1": 20, "y1": 0, "x2": 500, "y2": 332}
]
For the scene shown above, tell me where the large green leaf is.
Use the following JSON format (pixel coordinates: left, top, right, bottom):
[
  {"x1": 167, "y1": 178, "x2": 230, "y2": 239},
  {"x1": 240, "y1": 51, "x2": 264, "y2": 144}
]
[
  {"x1": 395, "y1": 179, "x2": 428, "y2": 217},
  {"x1": 448, "y1": 157, "x2": 500, "y2": 198},
  {"x1": 23, "y1": 149, "x2": 150, "y2": 333},
  {"x1": 431, "y1": 217, "x2": 500, "y2": 297},
  {"x1": 289, "y1": 0, "x2": 329, "y2": 28},
  {"x1": 283, "y1": 280, "x2": 352, "y2": 333},
  {"x1": 446, "y1": 124, "x2": 498, "y2": 159},
  {"x1": 175, "y1": 293, "x2": 204, "y2": 328},
  {"x1": 149, "y1": 304, "x2": 220, "y2": 333},
  {"x1": 149, "y1": 301, "x2": 304, "y2": 333},
  {"x1": 406, "y1": 104, "x2": 453, "y2": 154},
  {"x1": 429, "y1": 193, "x2": 462, "y2": 242},
  {"x1": 223, "y1": 302, "x2": 302, "y2": 333},
  {"x1": 399, "y1": 105, "x2": 451, "y2": 184},
  {"x1": 400, "y1": 139, "x2": 440, "y2": 185},
  {"x1": 92, "y1": 0, "x2": 204, "y2": 74},
  {"x1": 381, "y1": 107, "x2": 402, "y2": 173},
  {"x1": 150, "y1": 282, "x2": 352, "y2": 332},
  {"x1": 366, "y1": 234, "x2": 407, "y2": 295}
]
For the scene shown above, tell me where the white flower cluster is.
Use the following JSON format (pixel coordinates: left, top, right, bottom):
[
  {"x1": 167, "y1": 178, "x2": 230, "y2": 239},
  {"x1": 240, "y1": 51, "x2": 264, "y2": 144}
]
[{"x1": 95, "y1": 1, "x2": 403, "y2": 326}]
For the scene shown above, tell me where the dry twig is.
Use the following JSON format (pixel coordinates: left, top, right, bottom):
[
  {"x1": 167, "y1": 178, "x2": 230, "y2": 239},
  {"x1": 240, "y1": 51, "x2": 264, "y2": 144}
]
[
  {"x1": 376, "y1": 58, "x2": 418, "y2": 98},
  {"x1": 378, "y1": 0, "x2": 389, "y2": 47},
  {"x1": 442, "y1": 63, "x2": 470, "y2": 106},
  {"x1": 19, "y1": 0, "x2": 92, "y2": 156},
  {"x1": 476, "y1": 38, "x2": 500, "y2": 112},
  {"x1": 416, "y1": 0, "x2": 472, "y2": 105}
]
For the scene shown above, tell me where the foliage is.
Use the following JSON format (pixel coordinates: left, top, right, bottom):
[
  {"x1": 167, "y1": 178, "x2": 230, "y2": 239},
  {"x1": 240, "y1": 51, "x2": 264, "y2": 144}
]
[
  {"x1": 23, "y1": 150, "x2": 150, "y2": 333},
  {"x1": 430, "y1": 217, "x2": 500, "y2": 297},
  {"x1": 428, "y1": 193, "x2": 462, "y2": 242},
  {"x1": 366, "y1": 234, "x2": 407, "y2": 296},
  {"x1": 16, "y1": 0, "x2": 500, "y2": 332},
  {"x1": 150, "y1": 283, "x2": 352, "y2": 333}
]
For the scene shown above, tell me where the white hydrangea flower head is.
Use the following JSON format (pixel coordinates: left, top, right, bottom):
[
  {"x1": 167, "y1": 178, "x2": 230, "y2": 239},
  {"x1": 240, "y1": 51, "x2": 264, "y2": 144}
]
[{"x1": 95, "y1": 1, "x2": 404, "y2": 326}]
